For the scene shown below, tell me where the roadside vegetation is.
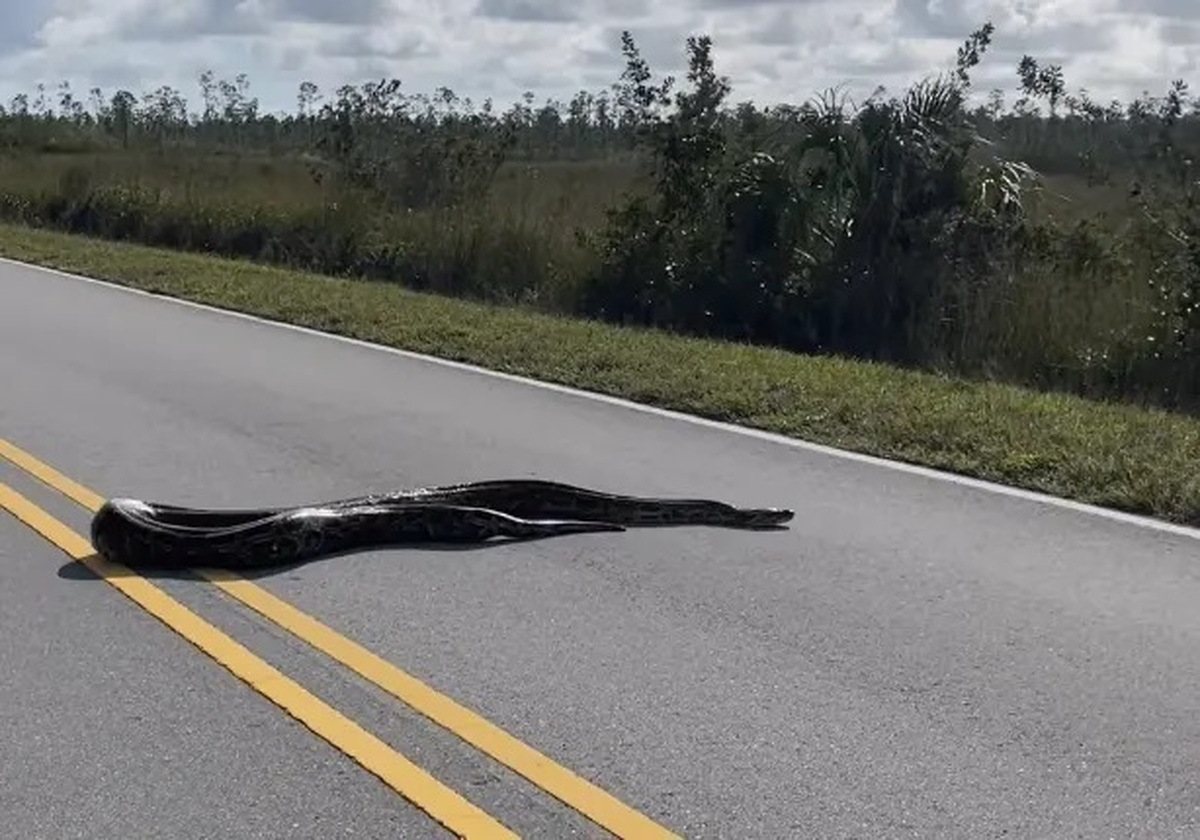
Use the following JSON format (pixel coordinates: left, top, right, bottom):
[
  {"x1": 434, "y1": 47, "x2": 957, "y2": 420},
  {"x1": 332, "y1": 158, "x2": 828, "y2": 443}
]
[{"x1": 0, "y1": 23, "x2": 1197, "y2": 525}]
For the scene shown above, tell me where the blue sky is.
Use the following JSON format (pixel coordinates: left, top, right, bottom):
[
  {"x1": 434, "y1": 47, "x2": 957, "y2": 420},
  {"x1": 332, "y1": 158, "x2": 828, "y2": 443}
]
[{"x1": 1, "y1": 0, "x2": 1198, "y2": 116}]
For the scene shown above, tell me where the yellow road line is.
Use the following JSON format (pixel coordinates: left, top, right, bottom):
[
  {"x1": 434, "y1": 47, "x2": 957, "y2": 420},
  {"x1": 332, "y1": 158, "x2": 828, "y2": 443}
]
[
  {"x1": 0, "y1": 481, "x2": 518, "y2": 840},
  {"x1": 0, "y1": 437, "x2": 682, "y2": 840},
  {"x1": 0, "y1": 438, "x2": 106, "y2": 510},
  {"x1": 201, "y1": 569, "x2": 679, "y2": 838}
]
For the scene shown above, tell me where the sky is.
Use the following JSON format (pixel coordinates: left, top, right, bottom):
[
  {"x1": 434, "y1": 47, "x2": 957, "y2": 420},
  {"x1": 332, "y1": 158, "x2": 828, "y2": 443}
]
[{"x1": 0, "y1": 0, "x2": 1198, "y2": 117}]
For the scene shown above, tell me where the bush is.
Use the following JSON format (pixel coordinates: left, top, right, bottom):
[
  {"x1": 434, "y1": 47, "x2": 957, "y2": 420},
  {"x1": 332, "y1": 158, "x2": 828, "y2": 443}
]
[{"x1": 584, "y1": 28, "x2": 1030, "y2": 362}]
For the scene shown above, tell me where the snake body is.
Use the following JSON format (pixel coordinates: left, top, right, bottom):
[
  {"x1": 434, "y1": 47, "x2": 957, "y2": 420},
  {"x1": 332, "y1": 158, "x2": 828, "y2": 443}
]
[{"x1": 89, "y1": 478, "x2": 793, "y2": 569}]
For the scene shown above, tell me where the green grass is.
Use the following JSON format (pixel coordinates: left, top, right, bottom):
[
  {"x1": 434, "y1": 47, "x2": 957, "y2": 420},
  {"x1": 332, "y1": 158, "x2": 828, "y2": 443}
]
[{"x1": 2, "y1": 221, "x2": 1197, "y2": 528}]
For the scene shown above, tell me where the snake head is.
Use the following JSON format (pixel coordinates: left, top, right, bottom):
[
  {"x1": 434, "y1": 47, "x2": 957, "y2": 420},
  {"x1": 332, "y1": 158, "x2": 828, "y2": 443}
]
[{"x1": 735, "y1": 507, "x2": 794, "y2": 529}]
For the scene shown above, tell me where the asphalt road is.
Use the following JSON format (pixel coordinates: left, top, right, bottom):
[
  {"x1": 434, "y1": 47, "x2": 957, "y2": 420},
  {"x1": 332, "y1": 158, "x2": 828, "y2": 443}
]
[{"x1": 2, "y1": 257, "x2": 1200, "y2": 840}]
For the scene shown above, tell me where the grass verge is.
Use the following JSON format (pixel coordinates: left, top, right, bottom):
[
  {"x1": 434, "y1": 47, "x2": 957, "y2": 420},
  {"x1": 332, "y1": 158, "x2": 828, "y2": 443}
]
[{"x1": 2, "y1": 221, "x2": 1197, "y2": 528}]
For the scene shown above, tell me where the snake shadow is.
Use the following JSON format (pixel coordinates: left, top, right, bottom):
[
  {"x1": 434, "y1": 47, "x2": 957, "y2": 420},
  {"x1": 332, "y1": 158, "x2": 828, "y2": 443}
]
[
  {"x1": 55, "y1": 540, "x2": 537, "y2": 582},
  {"x1": 57, "y1": 523, "x2": 791, "y2": 582}
]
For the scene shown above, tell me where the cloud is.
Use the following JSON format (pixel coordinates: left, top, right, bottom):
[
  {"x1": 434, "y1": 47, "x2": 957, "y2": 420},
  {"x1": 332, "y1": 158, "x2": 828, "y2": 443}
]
[
  {"x1": 0, "y1": 0, "x2": 1197, "y2": 116},
  {"x1": 475, "y1": 0, "x2": 581, "y2": 23},
  {"x1": 272, "y1": 0, "x2": 394, "y2": 25}
]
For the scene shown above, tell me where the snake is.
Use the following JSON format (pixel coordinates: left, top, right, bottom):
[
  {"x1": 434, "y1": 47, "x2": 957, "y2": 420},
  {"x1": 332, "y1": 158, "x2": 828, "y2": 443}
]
[{"x1": 88, "y1": 478, "x2": 794, "y2": 570}]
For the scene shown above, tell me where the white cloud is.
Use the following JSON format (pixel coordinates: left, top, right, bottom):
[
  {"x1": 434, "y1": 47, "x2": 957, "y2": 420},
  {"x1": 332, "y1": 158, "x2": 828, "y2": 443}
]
[{"x1": 0, "y1": 0, "x2": 1197, "y2": 115}]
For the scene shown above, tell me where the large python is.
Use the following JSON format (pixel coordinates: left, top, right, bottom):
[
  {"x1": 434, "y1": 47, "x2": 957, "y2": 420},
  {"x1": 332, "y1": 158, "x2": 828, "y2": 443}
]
[{"x1": 89, "y1": 478, "x2": 794, "y2": 570}]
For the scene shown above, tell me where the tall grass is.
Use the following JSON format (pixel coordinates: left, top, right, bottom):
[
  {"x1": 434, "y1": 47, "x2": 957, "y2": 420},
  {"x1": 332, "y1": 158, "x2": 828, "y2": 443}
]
[{"x1": 0, "y1": 24, "x2": 1198, "y2": 412}]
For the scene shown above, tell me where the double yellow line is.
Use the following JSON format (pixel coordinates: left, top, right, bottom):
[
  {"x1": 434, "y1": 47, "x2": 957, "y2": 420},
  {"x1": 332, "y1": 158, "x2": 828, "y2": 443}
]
[{"x1": 0, "y1": 437, "x2": 680, "y2": 840}]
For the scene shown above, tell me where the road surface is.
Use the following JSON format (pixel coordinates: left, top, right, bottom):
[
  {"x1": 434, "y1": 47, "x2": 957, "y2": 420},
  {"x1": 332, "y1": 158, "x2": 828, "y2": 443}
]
[{"x1": 2, "y1": 257, "x2": 1199, "y2": 839}]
